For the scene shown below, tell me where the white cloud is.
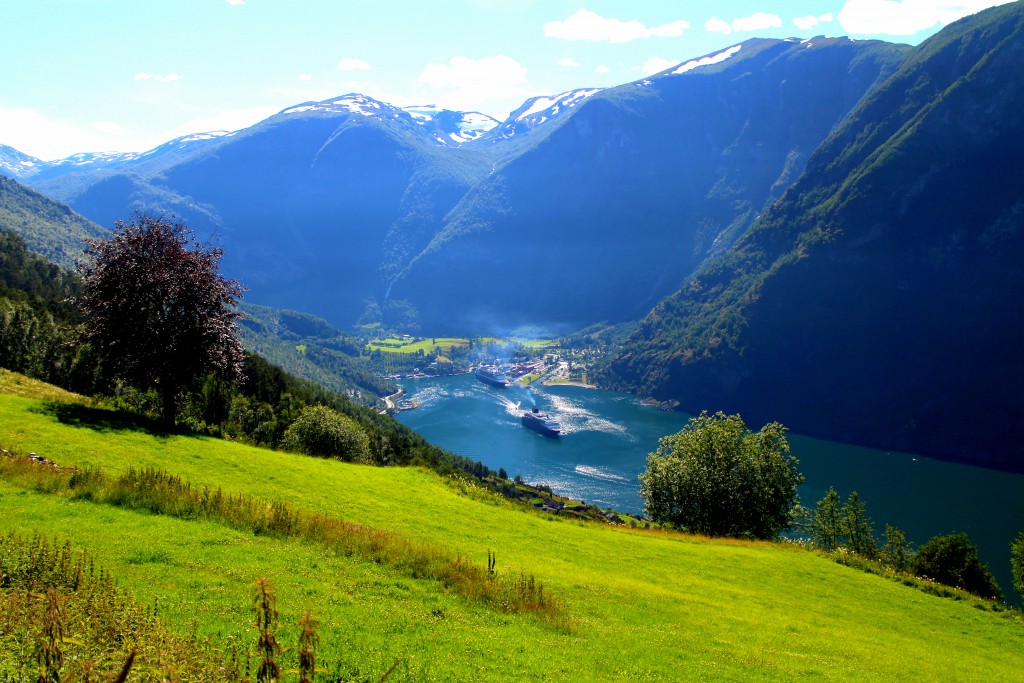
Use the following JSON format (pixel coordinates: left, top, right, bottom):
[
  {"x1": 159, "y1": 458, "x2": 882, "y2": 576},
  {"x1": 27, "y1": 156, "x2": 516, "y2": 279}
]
[
  {"x1": 0, "y1": 102, "x2": 281, "y2": 160},
  {"x1": 558, "y1": 58, "x2": 581, "y2": 67},
  {"x1": 544, "y1": 9, "x2": 689, "y2": 43},
  {"x1": 837, "y1": 0, "x2": 1014, "y2": 35},
  {"x1": 298, "y1": 74, "x2": 313, "y2": 81},
  {"x1": 641, "y1": 57, "x2": 676, "y2": 75},
  {"x1": 134, "y1": 72, "x2": 183, "y2": 83},
  {"x1": 225, "y1": 0, "x2": 244, "y2": 5},
  {"x1": 156, "y1": 106, "x2": 278, "y2": 142},
  {"x1": 706, "y1": 12, "x2": 782, "y2": 34},
  {"x1": 705, "y1": 17, "x2": 733, "y2": 34},
  {"x1": 793, "y1": 13, "x2": 834, "y2": 30},
  {"x1": 336, "y1": 58, "x2": 371, "y2": 71},
  {"x1": 0, "y1": 105, "x2": 133, "y2": 159},
  {"x1": 595, "y1": 65, "x2": 610, "y2": 74},
  {"x1": 418, "y1": 55, "x2": 529, "y2": 110},
  {"x1": 734, "y1": 12, "x2": 783, "y2": 32}
]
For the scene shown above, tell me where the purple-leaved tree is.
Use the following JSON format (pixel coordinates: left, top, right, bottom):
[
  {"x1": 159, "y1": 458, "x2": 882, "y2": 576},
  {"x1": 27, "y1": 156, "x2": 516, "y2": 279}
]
[{"x1": 78, "y1": 215, "x2": 245, "y2": 427}]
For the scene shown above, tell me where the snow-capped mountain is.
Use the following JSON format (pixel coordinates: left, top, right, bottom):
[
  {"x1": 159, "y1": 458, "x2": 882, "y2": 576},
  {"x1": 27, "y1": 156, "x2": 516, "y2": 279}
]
[
  {"x1": 1, "y1": 131, "x2": 237, "y2": 183},
  {"x1": 276, "y1": 93, "x2": 499, "y2": 146},
  {"x1": 488, "y1": 88, "x2": 602, "y2": 140},
  {"x1": 0, "y1": 144, "x2": 43, "y2": 181},
  {"x1": 402, "y1": 105, "x2": 499, "y2": 144},
  {"x1": 277, "y1": 93, "x2": 402, "y2": 119}
]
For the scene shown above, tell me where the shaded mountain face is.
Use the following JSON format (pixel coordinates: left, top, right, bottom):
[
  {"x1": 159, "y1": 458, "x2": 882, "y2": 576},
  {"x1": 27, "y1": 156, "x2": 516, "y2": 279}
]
[
  {"x1": 391, "y1": 38, "x2": 908, "y2": 334},
  {"x1": 609, "y1": 3, "x2": 1024, "y2": 471},
  {"x1": 28, "y1": 95, "x2": 495, "y2": 326},
  {"x1": 10, "y1": 39, "x2": 906, "y2": 334}
]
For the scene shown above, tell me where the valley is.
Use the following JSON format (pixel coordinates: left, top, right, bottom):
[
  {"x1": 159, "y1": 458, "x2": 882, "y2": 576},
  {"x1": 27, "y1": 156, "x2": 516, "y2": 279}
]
[{"x1": 3, "y1": 1, "x2": 1024, "y2": 678}]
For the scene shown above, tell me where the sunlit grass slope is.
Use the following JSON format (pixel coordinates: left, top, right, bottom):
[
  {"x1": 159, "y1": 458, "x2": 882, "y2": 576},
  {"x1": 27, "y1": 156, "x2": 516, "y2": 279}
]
[{"x1": 2, "y1": 385, "x2": 1023, "y2": 681}]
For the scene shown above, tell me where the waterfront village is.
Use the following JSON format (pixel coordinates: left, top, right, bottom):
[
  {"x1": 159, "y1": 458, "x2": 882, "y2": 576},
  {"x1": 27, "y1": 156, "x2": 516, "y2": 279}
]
[{"x1": 371, "y1": 335, "x2": 601, "y2": 391}]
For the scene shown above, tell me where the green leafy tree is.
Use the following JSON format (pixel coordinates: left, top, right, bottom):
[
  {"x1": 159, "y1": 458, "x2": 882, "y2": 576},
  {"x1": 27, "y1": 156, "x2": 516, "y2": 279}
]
[
  {"x1": 910, "y1": 532, "x2": 1002, "y2": 600},
  {"x1": 1011, "y1": 532, "x2": 1024, "y2": 599},
  {"x1": 639, "y1": 411, "x2": 804, "y2": 539},
  {"x1": 77, "y1": 215, "x2": 244, "y2": 426},
  {"x1": 881, "y1": 524, "x2": 911, "y2": 572},
  {"x1": 282, "y1": 404, "x2": 371, "y2": 462},
  {"x1": 840, "y1": 491, "x2": 877, "y2": 558},
  {"x1": 810, "y1": 487, "x2": 843, "y2": 551}
]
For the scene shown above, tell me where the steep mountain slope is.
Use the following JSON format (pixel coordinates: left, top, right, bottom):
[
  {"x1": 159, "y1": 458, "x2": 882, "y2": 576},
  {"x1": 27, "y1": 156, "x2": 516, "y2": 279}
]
[
  {"x1": 609, "y1": 2, "x2": 1024, "y2": 470},
  {"x1": 391, "y1": 38, "x2": 909, "y2": 333},
  {"x1": 238, "y1": 301, "x2": 396, "y2": 401},
  {"x1": 0, "y1": 174, "x2": 106, "y2": 269}
]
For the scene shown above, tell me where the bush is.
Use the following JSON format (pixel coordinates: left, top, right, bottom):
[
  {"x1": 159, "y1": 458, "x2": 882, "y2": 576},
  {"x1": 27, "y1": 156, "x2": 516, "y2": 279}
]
[
  {"x1": 281, "y1": 405, "x2": 370, "y2": 462},
  {"x1": 639, "y1": 411, "x2": 803, "y2": 539},
  {"x1": 910, "y1": 532, "x2": 1002, "y2": 600}
]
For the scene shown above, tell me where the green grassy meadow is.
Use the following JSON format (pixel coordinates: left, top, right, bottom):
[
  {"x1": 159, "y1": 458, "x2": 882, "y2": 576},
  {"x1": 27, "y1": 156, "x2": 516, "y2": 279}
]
[
  {"x1": 2, "y1": 384, "x2": 1023, "y2": 680},
  {"x1": 366, "y1": 337, "x2": 470, "y2": 355},
  {"x1": 365, "y1": 336, "x2": 554, "y2": 355}
]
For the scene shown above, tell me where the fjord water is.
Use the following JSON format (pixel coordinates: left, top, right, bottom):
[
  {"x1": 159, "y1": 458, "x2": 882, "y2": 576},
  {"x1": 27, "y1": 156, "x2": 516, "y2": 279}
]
[{"x1": 398, "y1": 374, "x2": 1024, "y2": 599}]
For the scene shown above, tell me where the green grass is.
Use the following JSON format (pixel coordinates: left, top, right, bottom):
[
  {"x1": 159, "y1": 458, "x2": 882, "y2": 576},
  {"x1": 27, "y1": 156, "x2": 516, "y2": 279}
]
[
  {"x1": 2, "y1": 389, "x2": 1024, "y2": 680},
  {"x1": 511, "y1": 337, "x2": 556, "y2": 349},
  {"x1": 366, "y1": 336, "x2": 554, "y2": 355},
  {"x1": 366, "y1": 337, "x2": 469, "y2": 355}
]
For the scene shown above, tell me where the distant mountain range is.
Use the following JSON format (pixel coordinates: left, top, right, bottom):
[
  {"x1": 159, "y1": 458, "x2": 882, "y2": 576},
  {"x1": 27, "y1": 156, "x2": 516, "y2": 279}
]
[
  {"x1": 2, "y1": 35, "x2": 907, "y2": 335},
  {"x1": 4, "y1": 2, "x2": 1024, "y2": 470}
]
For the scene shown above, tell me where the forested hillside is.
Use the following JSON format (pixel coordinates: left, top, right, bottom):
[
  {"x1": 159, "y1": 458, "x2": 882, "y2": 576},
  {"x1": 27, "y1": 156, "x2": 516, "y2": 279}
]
[
  {"x1": 0, "y1": 174, "x2": 106, "y2": 269},
  {"x1": 608, "y1": 2, "x2": 1024, "y2": 471}
]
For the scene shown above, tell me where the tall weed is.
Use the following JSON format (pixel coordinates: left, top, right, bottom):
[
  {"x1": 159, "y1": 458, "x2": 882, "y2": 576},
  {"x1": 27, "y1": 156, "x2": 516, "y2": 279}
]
[{"x1": 0, "y1": 451, "x2": 562, "y2": 626}]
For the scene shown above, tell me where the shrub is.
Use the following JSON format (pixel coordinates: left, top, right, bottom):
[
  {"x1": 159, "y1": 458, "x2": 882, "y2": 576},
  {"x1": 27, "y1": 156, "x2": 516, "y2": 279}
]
[
  {"x1": 281, "y1": 405, "x2": 371, "y2": 462},
  {"x1": 910, "y1": 532, "x2": 1002, "y2": 600}
]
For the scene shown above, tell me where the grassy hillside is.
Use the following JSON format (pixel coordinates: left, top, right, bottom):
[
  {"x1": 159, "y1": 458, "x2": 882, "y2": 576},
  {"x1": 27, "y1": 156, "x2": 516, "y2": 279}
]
[{"x1": 2, "y1": 378, "x2": 1023, "y2": 680}]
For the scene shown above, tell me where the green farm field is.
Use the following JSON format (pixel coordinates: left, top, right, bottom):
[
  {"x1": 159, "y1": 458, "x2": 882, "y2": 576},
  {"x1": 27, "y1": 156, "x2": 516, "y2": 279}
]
[
  {"x1": 1, "y1": 377, "x2": 1022, "y2": 681},
  {"x1": 365, "y1": 336, "x2": 554, "y2": 355}
]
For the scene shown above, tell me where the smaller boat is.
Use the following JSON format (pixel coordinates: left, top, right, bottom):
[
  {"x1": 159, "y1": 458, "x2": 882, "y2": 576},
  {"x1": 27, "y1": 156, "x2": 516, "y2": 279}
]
[
  {"x1": 522, "y1": 406, "x2": 561, "y2": 437},
  {"x1": 475, "y1": 365, "x2": 509, "y2": 388}
]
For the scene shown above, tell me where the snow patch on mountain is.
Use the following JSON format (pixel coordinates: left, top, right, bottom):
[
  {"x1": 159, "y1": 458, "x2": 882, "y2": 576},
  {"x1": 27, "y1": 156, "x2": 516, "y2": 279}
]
[
  {"x1": 672, "y1": 44, "x2": 743, "y2": 75},
  {"x1": 0, "y1": 145, "x2": 43, "y2": 179},
  {"x1": 515, "y1": 89, "x2": 601, "y2": 122},
  {"x1": 486, "y1": 88, "x2": 603, "y2": 141},
  {"x1": 280, "y1": 93, "x2": 392, "y2": 117},
  {"x1": 402, "y1": 105, "x2": 499, "y2": 144}
]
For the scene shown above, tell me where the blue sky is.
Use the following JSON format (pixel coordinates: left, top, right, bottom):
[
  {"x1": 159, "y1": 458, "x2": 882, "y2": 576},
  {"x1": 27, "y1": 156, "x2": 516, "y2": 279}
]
[{"x1": 0, "y1": 0, "x2": 1014, "y2": 159}]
